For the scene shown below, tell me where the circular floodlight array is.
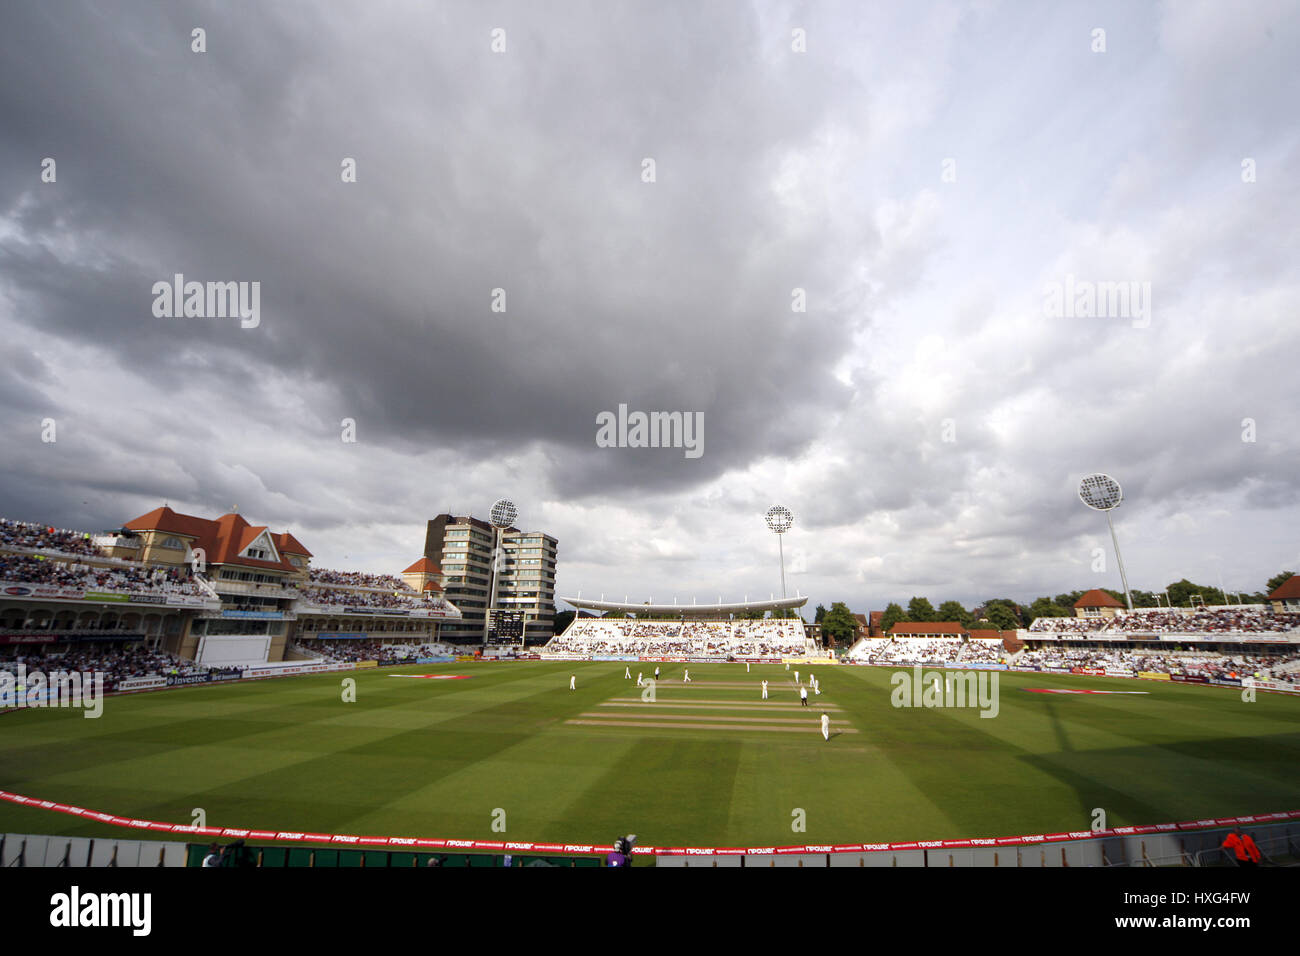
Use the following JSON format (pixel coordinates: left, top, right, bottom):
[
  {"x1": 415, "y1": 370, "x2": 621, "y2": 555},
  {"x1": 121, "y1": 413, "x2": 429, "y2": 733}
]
[
  {"x1": 1078, "y1": 474, "x2": 1123, "y2": 512},
  {"x1": 489, "y1": 498, "x2": 518, "y2": 528},
  {"x1": 765, "y1": 505, "x2": 794, "y2": 534}
]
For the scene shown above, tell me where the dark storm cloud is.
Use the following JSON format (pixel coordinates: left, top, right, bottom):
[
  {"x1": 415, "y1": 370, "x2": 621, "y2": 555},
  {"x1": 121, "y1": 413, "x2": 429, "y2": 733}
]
[
  {"x1": 1, "y1": 1, "x2": 1298, "y2": 612},
  {"x1": 0, "y1": 1, "x2": 866, "y2": 503}
]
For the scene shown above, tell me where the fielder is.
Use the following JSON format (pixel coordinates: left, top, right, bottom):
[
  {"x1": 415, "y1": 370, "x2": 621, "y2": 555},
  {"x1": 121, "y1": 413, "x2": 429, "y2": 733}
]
[
  {"x1": 794, "y1": 670, "x2": 800, "y2": 684},
  {"x1": 636, "y1": 672, "x2": 644, "y2": 686},
  {"x1": 624, "y1": 666, "x2": 631, "y2": 679},
  {"x1": 683, "y1": 669, "x2": 691, "y2": 682},
  {"x1": 761, "y1": 680, "x2": 768, "y2": 700},
  {"x1": 821, "y1": 712, "x2": 830, "y2": 741},
  {"x1": 569, "y1": 675, "x2": 576, "y2": 691}
]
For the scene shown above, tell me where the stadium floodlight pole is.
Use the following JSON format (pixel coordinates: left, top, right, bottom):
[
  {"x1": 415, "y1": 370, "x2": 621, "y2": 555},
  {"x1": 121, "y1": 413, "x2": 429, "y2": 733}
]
[
  {"x1": 765, "y1": 506, "x2": 794, "y2": 600},
  {"x1": 482, "y1": 498, "x2": 518, "y2": 646},
  {"x1": 1078, "y1": 474, "x2": 1133, "y2": 611}
]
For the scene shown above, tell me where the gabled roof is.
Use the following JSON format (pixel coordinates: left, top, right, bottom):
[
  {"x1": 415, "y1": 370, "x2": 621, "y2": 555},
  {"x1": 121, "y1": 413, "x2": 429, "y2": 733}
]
[
  {"x1": 1074, "y1": 588, "x2": 1124, "y2": 609},
  {"x1": 404, "y1": 557, "x2": 442, "y2": 574},
  {"x1": 123, "y1": 507, "x2": 307, "y2": 572},
  {"x1": 1269, "y1": 575, "x2": 1300, "y2": 601},
  {"x1": 274, "y1": 532, "x2": 312, "y2": 556}
]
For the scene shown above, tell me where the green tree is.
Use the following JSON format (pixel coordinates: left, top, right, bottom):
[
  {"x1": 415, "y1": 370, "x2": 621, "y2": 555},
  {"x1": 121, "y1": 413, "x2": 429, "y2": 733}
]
[
  {"x1": 1129, "y1": 590, "x2": 1159, "y2": 608},
  {"x1": 820, "y1": 602, "x2": 858, "y2": 646},
  {"x1": 907, "y1": 596, "x2": 936, "y2": 622},
  {"x1": 814, "y1": 604, "x2": 827, "y2": 624},
  {"x1": 879, "y1": 602, "x2": 908, "y2": 634},
  {"x1": 1164, "y1": 579, "x2": 1224, "y2": 607},
  {"x1": 1267, "y1": 571, "x2": 1295, "y2": 594},
  {"x1": 979, "y1": 599, "x2": 1022, "y2": 630},
  {"x1": 936, "y1": 600, "x2": 972, "y2": 627},
  {"x1": 1025, "y1": 597, "x2": 1069, "y2": 625},
  {"x1": 1054, "y1": 591, "x2": 1084, "y2": 613},
  {"x1": 552, "y1": 609, "x2": 575, "y2": 633}
]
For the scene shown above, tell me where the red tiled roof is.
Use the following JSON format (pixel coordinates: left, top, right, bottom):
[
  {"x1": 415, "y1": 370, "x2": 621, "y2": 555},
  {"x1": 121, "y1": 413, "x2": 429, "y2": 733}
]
[
  {"x1": 274, "y1": 532, "x2": 312, "y2": 557},
  {"x1": 887, "y1": 621, "x2": 967, "y2": 636},
  {"x1": 1269, "y1": 575, "x2": 1300, "y2": 601},
  {"x1": 1074, "y1": 588, "x2": 1124, "y2": 609},
  {"x1": 123, "y1": 507, "x2": 304, "y2": 573},
  {"x1": 404, "y1": 557, "x2": 442, "y2": 574}
]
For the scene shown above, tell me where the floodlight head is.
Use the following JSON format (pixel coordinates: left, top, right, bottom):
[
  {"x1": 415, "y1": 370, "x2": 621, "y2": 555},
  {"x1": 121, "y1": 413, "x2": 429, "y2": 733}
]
[
  {"x1": 766, "y1": 505, "x2": 794, "y2": 534},
  {"x1": 1078, "y1": 474, "x2": 1123, "y2": 512},
  {"x1": 489, "y1": 498, "x2": 517, "y2": 529}
]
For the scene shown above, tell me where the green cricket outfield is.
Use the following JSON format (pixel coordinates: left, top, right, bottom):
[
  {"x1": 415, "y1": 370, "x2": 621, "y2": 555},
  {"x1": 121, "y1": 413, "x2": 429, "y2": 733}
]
[{"x1": 1, "y1": 661, "x2": 1298, "y2": 850}]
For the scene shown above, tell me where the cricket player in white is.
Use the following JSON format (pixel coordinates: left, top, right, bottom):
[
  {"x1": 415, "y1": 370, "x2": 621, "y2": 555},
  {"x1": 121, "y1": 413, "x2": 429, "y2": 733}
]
[
  {"x1": 683, "y1": 669, "x2": 691, "y2": 682},
  {"x1": 821, "y1": 712, "x2": 830, "y2": 740},
  {"x1": 761, "y1": 680, "x2": 768, "y2": 700},
  {"x1": 746, "y1": 662, "x2": 750, "y2": 673},
  {"x1": 569, "y1": 675, "x2": 576, "y2": 690},
  {"x1": 636, "y1": 672, "x2": 644, "y2": 686},
  {"x1": 624, "y1": 666, "x2": 631, "y2": 679},
  {"x1": 794, "y1": 670, "x2": 799, "y2": 684}
]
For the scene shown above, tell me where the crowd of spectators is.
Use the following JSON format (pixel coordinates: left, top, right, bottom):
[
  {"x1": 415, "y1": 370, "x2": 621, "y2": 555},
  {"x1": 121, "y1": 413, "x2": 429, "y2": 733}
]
[
  {"x1": 849, "y1": 637, "x2": 1003, "y2": 666},
  {"x1": 0, "y1": 554, "x2": 208, "y2": 596},
  {"x1": 293, "y1": 639, "x2": 458, "y2": 664},
  {"x1": 297, "y1": 579, "x2": 455, "y2": 614},
  {"x1": 1028, "y1": 617, "x2": 1111, "y2": 634},
  {"x1": 0, "y1": 518, "x2": 104, "y2": 557},
  {"x1": 0, "y1": 647, "x2": 220, "y2": 688},
  {"x1": 1015, "y1": 647, "x2": 1300, "y2": 682},
  {"x1": 307, "y1": 568, "x2": 407, "y2": 590},
  {"x1": 1029, "y1": 606, "x2": 1300, "y2": 636},
  {"x1": 298, "y1": 586, "x2": 415, "y2": 609},
  {"x1": 543, "y1": 619, "x2": 812, "y2": 659}
]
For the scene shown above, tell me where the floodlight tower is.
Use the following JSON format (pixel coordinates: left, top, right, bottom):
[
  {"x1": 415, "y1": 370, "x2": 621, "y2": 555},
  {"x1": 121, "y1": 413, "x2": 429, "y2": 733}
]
[
  {"x1": 766, "y1": 505, "x2": 794, "y2": 601},
  {"x1": 482, "y1": 498, "x2": 518, "y2": 645},
  {"x1": 1078, "y1": 474, "x2": 1133, "y2": 611}
]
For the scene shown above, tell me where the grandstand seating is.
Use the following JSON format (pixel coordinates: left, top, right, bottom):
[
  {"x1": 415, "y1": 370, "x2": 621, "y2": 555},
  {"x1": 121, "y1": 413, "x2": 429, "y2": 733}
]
[
  {"x1": 293, "y1": 639, "x2": 457, "y2": 664},
  {"x1": 0, "y1": 518, "x2": 105, "y2": 557},
  {"x1": 296, "y1": 570, "x2": 454, "y2": 613},
  {"x1": 0, "y1": 553, "x2": 209, "y2": 597},
  {"x1": 1028, "y1": 606, "x2": 1300, "y2": 635},
  {"x1": 542, "y1": 619, "x2": 812, "y2": 659},
  {"x1": 1014, "y1": 647, "x2": 1300, "y2": 682},
  {"x1": 0, "y1": 647, "x2": 233, "y2": 688},
  {"x1": 848, "y1": 637, "x2": 1003, "y2": 666}
]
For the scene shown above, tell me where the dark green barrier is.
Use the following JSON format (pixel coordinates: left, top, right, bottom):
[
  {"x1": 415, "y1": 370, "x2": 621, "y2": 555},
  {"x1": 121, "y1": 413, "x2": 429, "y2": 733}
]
[{"x1": 186, "y1": 842, "x2": 607, "y2": 867}]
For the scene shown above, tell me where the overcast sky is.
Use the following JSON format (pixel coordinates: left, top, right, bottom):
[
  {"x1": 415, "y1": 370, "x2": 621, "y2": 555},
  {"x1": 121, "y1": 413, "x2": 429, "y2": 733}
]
[{"x1": 1, "y1": 1, "x2": 1297, "y2": 615}]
